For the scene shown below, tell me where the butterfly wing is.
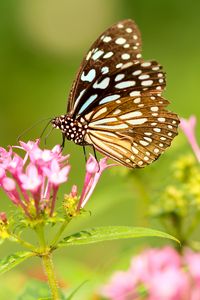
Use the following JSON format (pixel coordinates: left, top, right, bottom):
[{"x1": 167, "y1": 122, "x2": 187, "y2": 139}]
[
  {"x1": 67, "y1": 19, "x2": 142, "y2": 113},
  {"x1": 84, "y1": 93, "x2": 179, "y2": 168},
  {"x1": 66, "y1": 19, "x2": 179, "y2": 167}
]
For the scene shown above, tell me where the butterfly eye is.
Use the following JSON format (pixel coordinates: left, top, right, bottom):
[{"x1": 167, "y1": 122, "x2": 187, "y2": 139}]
[{"x1": 53, "y1": 19, "x2": 179, "y2": 168}]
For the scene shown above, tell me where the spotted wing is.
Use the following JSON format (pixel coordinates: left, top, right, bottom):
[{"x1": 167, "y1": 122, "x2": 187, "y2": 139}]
[
  {"x1": 83, "y1": 94, "x2": 179, "y2": 168},
  {"x1": 67, "y1": 19, "x2": 166, "y2": 118},
  {"x1": 67, "y1": 19, "x2": 143, "y2": 113}
]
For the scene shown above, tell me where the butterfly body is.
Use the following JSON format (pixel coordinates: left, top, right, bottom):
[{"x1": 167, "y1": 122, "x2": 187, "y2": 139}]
[{"x1": 52, "y1": 19, "x2": 179, "y2": 168}]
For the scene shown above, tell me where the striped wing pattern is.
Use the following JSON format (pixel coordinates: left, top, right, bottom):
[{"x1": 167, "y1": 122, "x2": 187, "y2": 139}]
[
  {"x1": 66, "y1": 19, "x2": 179, "y2": 168},
  {"x1": 84, "y1": 94, "x2": 178, "y2": 168}
]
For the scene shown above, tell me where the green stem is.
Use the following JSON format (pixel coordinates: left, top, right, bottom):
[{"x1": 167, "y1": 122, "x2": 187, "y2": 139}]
[
  {"x1": 42, "y1": 254, "x2": 60, "y2": 300},
  {"x1": 12, "y1": 234, "x2": 35, "y2": 251},
  {"x1": 35, "y1": 224, "x2": 60, "y2": 299},
  {"x1": 35, "y1": 224, "x2": 46, "y2": 249},
  {"x1": 51, "y1": 219, "x2": 70, "y2": 248}
]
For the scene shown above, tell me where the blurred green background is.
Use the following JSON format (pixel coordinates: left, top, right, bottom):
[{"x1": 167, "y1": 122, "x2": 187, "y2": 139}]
[{"x1": 0, "y1": 0, "x2": 199, "y2": 299}]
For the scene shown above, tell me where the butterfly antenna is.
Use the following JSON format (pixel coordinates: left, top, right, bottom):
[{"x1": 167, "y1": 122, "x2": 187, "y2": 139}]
[
  {"x1": 40, "y1": 119, "x2": 54, "y2": 140},
  {"x1": 17, "y1": 117, "x2": 52, "y2": 142},
  {"x1": 44, "y1": 127, "x2": 54, "y2": 146}
]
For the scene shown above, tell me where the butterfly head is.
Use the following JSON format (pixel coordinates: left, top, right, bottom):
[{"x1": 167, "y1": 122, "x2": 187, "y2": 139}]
[
  {"x1": 51, "y1": 115, "x2": 65, "y2": 130},
  {"x1": 51, "y1": 115, "x2": 88, "y2": 145}
]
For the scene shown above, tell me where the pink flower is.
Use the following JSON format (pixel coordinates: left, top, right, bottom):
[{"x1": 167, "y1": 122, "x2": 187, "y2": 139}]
[
  {"x1": 148, "y1": 268, "x2": 190, "y2": 300},
  {"x1": 0, "y1": 146, "x2": 12, "y2": 168},
  {"x1": 130, "y1": 247, "x2": 181, "y2": 283},
  {"x1": 184, "y1": 248, "x2": 200, "y2": 285},
  {"x1": 77, "y1": 155, "x2": 115, "y2": 210},
  {"x1": 101, "y1": 271, "x2": 138, "y2": 300},
  {"x1": 100, "y1": 247, "x2": 200, "y2": 300},
  {"x1": 43, "y1": 160, "x2": 70, "y2": 186},
  {"x1": 0, "y1": 140, "x2": 113, "y2": 219},
  {"x1": 0, "y1": 140, "x2": 70, "y2": 217},
  {"x1": 19, "y1": 164, "x2": 42, "y2": 192},
  {"x1": 180, "y1": 116, "x2": 200, "y2": 161}
]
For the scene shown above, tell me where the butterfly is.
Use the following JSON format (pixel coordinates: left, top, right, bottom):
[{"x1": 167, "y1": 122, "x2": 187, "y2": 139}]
[{"x1": 51, "y1": 19, "x2": 179, "y2": 168}]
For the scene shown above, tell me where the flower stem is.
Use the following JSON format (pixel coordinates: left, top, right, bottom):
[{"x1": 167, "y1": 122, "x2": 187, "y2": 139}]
[
  {"x1": 42, "y1": 253, "x2": 60, "y2": 300},
  {"x1": 12, "y1": 234, "x2": 35, "y2": 250},
  {"x1": 50, "y1": 220, "x2": 70, "y2": 248},
  {"x1": 35, "y1": 224, "x2": 60, "y2": 299}
]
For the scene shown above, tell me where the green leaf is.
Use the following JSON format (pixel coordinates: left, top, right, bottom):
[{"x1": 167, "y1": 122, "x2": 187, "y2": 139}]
[
  {"x1": 56, "y1": 226, "x2": 179, "y2": 248},
  {"x1": 17, "y1": 279, "x2": 65, "y2": 300},
  {"x1": 0, "y1": 251, "x2": 35, "y2": 275}
]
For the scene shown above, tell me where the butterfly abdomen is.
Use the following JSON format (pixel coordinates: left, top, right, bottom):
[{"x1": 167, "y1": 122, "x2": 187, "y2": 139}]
[{"x1": 52, "y1": 115, "x2": 88, "y2": 145}]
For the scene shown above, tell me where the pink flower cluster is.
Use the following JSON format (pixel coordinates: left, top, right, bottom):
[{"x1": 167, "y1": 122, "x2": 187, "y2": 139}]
[
  {"x1": 0, "y1": 140, "x2": 111, "y2": 218},
  {"x1": 180, "y1": 116, "x2": 200, "y2": 161},
  {"x1": 101, "y1": 247, "x2": 200, "y2": 300}
]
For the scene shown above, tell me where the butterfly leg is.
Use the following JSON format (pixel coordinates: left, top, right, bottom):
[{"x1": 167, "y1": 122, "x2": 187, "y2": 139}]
[
  {"x1": 60, "y1": 133, "x2": 65, "y2": 151},
  {"x1": 92, "y1": 145, "x2": 100, "y2": 172},
  {"x1": 83, "y1": 145, "x2": 87, "y2": 163}
]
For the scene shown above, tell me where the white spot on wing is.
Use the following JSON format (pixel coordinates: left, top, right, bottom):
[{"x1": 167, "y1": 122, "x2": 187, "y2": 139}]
[
  {"x1": 91, "y1": 117, "x2": 118, "y2": 125},
  {"x1": 141, "y1": 62, "x2": 151, "y2": 67},
  {"x1": 151, "y1": 106, "x2": 159, "y2": 112},
  {"x1": 99, "y1": 94, "x2": 120, "y2": 104},
  {"x1": 103, "y1": 36, "x2": 112, "y2": 42},
  {"x1": 92, "y1": 107, "x2": 107, "y2": 119},
  {"x1": 103, "y1": 52, "x2": 113, "y2": 59},
  {"x1": 132, "y1": 146, "x2": 139, "y2": 154},
  {"x1": 139, "y1": 74, "x2": 150, "y2": 80},
  {"x1": 92, "y1": 50, "x2": 104, "y2": 60},
  {"x1": 78, "y1": 94, "x2": 98, "y2": 114},
  {"x1": 113, "y1": 109, "x2": 121, "y2": 115},
  {"x1": 115, "y1": 81, "x2": 136, "y2": 89},
  {"x1": 132, "y1": 70, "x2": 142, "y2": 76},
  {"x1": 130, "y1": 91, "x2": 141, "y2": 96},
  {"x1": 115, "y1": 74, "x2": 125, "y2": 82},
  {"x1": 93, "y1": 77, "x2": 110, "y2": 89},
  {"x1": 116, "y1": 63, "x2": 123, "y2": 68},
  {"x1": 101, "y1": 66, "x2": 109, "y2": 74},
  {"x1": 127, "y1": 118, "x2": 147, "y2": 125},
  {"x1": 120, "y1": 111, "x2": 142, "y2": 120},
  {"x1": 141, "y1": 80, "x2": 153, "y2": 86},
  {"x1": 115, "y1": 37, "x2": 126, "y2": 45},
  {"x1": 121, "y1": 53, "x2": 130, "y2": 60},
  {"x1": 81, "y1": 69, "x2": 96, "y2": 82}
]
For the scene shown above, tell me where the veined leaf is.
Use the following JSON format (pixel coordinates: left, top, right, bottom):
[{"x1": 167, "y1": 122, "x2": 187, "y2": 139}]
[
  {"x1": 0, "y1": 251, "x2": 35, "y2": 275},
  {"x1": 56, "y1": 226, "x2": 179, "y2": 248}
]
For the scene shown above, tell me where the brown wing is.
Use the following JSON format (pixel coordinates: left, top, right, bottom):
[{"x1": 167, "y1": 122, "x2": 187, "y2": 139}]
[
  {"x1": 83, "y1": 93, "x2": 179, "y2": 168},
  {"x1": 67, "y1": 19, "x2": 142, "y2": 113}
]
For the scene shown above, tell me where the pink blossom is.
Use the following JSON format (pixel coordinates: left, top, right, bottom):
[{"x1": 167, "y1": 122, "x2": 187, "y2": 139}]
[
  {"x1": 100, "y1": 247, "x2": 200, "y2": 300},
  {"x1": 77, "y1": 155, "x2": 115, "y2": 210},
  {"x1": 19, "y1": 164, "x2": 42, "y2": 192},
  {"x1": 0, "y1": 146, "x2": 12, "y2": 168},
  {"x1": 7, "y1": 154, "x2": 23, "y2": 175},
  {"x1": 180, "y1": 116, "x2": 200, "y2": 161},
  {"x1": 43, "y1": 159, "x2": 70, "y2": 186},
  {"x1": 148, "y1": 268, "x2": 190, "y2": 300},
  {"x1": 101, "y1": 271, "x2": 138, "y2": 300},
  {"x1": 130, "y1": 247, "x2": 181, "y2": 283},
  {"x1": 0, "y1": 140, "x2": 111, "y2": 218},
  {"x1": 184, "y1": 248, "x2": 200, "y2": 285},
  {"x1": 0, "y1": 140, "x2": 70, "y2": 217}
]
